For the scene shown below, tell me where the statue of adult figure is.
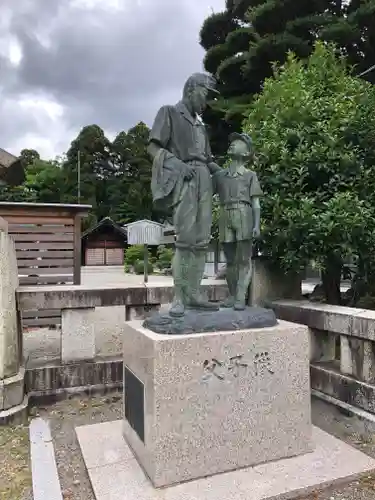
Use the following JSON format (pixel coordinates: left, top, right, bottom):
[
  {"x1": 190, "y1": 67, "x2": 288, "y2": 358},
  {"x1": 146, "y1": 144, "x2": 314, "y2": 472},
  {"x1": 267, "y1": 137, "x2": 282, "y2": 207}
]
[{"x1": 148, "y1": 73, "x2": 220, "y2": 317}]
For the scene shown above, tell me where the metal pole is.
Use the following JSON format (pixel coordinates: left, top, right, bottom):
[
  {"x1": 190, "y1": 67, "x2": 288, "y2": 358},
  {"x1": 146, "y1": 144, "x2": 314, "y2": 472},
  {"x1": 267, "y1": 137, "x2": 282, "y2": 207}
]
[
  {"x1": 77, "y1": 150, "x2": 81, "y2": 204},
  {"x1": 358, "y1": 64, "x2": 375, "y2": 78},
  {"x1": 144, "y1": 244, "x2": 149, "y2": 283}
]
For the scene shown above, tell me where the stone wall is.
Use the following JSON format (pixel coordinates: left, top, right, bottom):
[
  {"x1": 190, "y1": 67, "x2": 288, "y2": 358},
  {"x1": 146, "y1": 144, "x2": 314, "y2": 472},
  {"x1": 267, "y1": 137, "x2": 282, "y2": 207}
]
[
  {"x1": 0, "y1": 217, "x2": 28, "y2": 423},
  {"x1": 0, "y1": 217, "x2": 20, "y2": 379},
  {"x1": 272, "y1": 300, "x2": 375, "y2": 415},
  {"x1": 250, "y1": 257, "x2": 302, "y2": 306},
  {"x1": 20, "y1": 285, "x2": 375, "y2": 419},
  {"x1": 17, "y1": 282, "x2": 229, "y2": 400}
]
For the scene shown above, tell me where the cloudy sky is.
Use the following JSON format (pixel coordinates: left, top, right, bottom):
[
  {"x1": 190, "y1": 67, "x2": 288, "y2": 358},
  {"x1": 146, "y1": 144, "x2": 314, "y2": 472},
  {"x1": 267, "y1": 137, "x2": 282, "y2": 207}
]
[{"x1": 0, "y1": 0, "x2": 225, "y2": 159}]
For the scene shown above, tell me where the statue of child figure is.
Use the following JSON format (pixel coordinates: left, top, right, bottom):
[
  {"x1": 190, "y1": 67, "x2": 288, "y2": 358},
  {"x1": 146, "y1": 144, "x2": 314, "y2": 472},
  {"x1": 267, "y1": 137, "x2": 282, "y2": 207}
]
[{"x1": 212, "y1": 133, "x2": 263, "y2": 310}]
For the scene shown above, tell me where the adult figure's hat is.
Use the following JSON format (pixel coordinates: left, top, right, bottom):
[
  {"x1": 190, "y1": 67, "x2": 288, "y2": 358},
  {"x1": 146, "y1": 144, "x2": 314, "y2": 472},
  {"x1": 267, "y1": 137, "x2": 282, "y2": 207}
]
[
  {"x1": 186, "y1": 73, "x2": 220, "y2": 95},
  {"x1": 229, "y1": 132, "x2": 253, "y2": 153}
]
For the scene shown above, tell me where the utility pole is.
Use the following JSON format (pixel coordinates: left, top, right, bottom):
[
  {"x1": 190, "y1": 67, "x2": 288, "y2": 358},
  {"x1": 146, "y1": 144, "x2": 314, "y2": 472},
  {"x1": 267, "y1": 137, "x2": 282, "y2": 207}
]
[{"x1": 77, "y1": 150, "x2": 81, "y2": 204}]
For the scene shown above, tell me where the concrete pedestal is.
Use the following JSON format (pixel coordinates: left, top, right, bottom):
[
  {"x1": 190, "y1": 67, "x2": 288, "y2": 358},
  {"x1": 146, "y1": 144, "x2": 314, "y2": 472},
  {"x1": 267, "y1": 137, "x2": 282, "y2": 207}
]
[
  {"x1": 0, "y1": 367, "x2": 28, "y2": 424},
  {"x1": 0, "y1": 219, "x2": 28, "y2": 424},
  {"x1": 122, "y1": 320, "x2": 312, "y2": 488}
]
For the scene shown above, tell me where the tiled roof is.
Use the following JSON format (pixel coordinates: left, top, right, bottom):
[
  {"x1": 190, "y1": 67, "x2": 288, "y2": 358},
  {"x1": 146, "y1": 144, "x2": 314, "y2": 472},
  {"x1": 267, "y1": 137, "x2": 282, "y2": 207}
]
[
  {"x1": 0, "y1": 148, "x2": 18, "y2": 168},
  {"x1": 0, "y1": 148, "x2": 25, "y2": 185}
]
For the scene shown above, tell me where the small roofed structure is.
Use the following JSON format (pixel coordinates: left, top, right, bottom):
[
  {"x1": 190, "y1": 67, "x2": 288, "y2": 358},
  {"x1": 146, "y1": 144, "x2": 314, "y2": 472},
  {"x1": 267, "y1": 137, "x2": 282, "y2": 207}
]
[
  {"x1": 124, "y1": 220, "x2": 175, "y2": 245},
  {"x1": 82, "y1": 217, "x2": 128, "y2": 266},
  {"x1": 124, "y1": 219, "x2": 165, "y2": 246},
  {"x1": 0, "y1": 148, "x2": 25, "y2": 186},
  {"x1": 123, "y1": 219, "x2": 166, "y2": 283}
]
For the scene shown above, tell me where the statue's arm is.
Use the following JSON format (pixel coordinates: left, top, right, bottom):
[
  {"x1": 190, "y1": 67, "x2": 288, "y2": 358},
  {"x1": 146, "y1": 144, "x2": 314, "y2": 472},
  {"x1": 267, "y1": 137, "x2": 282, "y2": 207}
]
[
  {"x1": 147, "y1": 141, "x2": 161, "y2": 159},
  {"x1": 250, "y1": 173, "x2": 263, "y2": 236},
  {"x1": 148, "y1": 105, "x2": 171, "y2": 162},
  {"x1": 252, "y1": 197, "x2": 261, "y2": 235},
  {"x1": 204, "y1": 129, "x2": 222, "y2": 175},
  {"x1": 207, "y1": 161, "x2": 222, "y2": 174},
  {"x1": 148, "y1": 106, "x2": 193, "y2": 179}
]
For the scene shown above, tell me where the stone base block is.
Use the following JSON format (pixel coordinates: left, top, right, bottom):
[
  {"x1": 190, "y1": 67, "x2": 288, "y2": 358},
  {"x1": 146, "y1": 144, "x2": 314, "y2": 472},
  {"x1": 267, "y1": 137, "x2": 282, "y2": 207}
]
[
  {"x1": 0, "y1": 367, "x2": 26, "y2": 411},
  {"x1": 0, "y1": 366, "x2": 28, "y2": 425},
  {"x1": 0, "y1": 396, "x2": 29, "y2": 425},
  {"x1": 77, "y1": 421, "x2": 375, "y2": 500},
  {"x1": 122, "y1": 320, "x2": 312, "y2": 487},
  {"x1": 143, "y1": 306, "x2": 277, "y2": 335}
]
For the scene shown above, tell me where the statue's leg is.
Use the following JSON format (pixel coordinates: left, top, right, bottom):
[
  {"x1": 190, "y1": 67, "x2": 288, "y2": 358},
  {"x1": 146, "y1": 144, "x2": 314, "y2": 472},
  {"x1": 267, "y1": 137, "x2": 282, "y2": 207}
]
[
  {"x1": 170, "y1": 181, "x2": 197, "y2": 317},
  {"x1": 170, "y1": 246, "x2": 192, "y2": 317},
  {"x1": 221, "y1": 242, "x2": 237, "y2": 307},
  {"x1": 234, "y1": 239, "x2": 253, "y2": 311},
  {"x1": 185, "y1": 167, "x2": 219, "y2": 311}
]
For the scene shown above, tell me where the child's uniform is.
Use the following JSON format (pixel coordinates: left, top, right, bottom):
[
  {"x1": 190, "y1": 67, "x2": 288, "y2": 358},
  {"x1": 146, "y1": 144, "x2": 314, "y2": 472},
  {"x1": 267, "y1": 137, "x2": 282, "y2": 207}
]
[{"x1": 213, "y1": 165, "x2": 263, "y2": 243}]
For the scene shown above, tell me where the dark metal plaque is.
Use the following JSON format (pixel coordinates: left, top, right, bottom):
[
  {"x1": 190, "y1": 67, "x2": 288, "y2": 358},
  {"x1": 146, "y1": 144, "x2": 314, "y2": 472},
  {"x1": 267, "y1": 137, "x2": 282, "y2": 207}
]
[{"x1": 124, "y1": 366, "x2": 145, "y2": 443}]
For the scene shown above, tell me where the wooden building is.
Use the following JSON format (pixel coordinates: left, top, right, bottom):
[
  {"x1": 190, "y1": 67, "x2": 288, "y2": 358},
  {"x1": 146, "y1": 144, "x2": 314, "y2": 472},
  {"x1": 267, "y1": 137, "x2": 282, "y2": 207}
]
[
  {"x1": 0, "y1": 148, "x2": 25, "y2": 186},
  {"x1": 0, "y1": 202, "x2": 91, "y2": 286},
  {"x1": 82, "y1": 217, "x2": 128, "y2": 266}
]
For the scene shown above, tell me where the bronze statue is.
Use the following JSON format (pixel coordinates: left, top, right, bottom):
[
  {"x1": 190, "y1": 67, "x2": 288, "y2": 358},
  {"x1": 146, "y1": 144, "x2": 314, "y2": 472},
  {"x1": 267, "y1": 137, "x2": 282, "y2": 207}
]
[
  {"x1": 148, "y1": 73, "x2": 221, "y2": 317},
  {"x1": 212, "y1": 133, "x2": 262, "y2": 310}
]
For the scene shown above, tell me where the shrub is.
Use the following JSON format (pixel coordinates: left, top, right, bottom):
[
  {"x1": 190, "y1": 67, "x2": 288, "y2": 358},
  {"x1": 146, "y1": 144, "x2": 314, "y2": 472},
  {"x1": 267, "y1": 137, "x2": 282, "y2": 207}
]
[
  {"x1": 124, "y1": 245, "x2": 150, "y2": 271},
  {"x1": 134, "y1": 259, "x2": 154, "y2": 275},
  {"x1": 156, "y1": 245, "x2": 174, "y2": 270},
  {"x1": 242, "y1": 42, "x2": 375, "y2": 304}
]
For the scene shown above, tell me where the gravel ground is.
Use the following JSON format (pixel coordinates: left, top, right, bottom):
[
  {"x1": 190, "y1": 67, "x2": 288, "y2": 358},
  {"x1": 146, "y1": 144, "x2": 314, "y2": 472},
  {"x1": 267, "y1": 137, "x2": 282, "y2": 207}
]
[
  {"x1": 24, "y1": 394, "x2": 375, "y2": 500},
  {"x1": 0, "y1": 424, "x2": 32, "y2": 500},
  {"x1": 33, "y1": 393, "x2": 122, "y2": 500}
]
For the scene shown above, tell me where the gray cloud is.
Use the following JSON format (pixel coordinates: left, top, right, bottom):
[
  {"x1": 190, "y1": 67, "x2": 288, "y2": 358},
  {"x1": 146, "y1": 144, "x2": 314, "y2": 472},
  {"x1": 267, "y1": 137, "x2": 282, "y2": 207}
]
[{"x1": 0, "y1": 0, "x2": 225, "y2": 158}]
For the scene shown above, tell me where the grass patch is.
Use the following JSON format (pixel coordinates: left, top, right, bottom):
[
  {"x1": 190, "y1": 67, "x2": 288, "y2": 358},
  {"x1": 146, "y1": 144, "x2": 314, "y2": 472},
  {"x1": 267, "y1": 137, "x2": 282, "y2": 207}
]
[{"x1": 0, "y1": 425, "x2": 31, "y2": 500}]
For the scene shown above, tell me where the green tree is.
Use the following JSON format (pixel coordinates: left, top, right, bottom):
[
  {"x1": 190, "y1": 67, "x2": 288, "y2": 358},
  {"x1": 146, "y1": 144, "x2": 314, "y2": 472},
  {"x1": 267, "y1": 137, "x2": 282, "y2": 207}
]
[
  {"x1": 0, "y1": 155, "x2": 62, "y2": 203},
  {"x1": 62, "y1": 124, "x2": 113, "y2": 212},
  {"x1": 1, "y1": 121, "x2": 156, "y2": 231},
  {"x1": 19, "y1": 149, "x2": 40, "y2": 168},
  {"x1": 109, "y1": 122, "x2": 156, "y2": 224},
  {"x1": 200, "y1": 0, "x2": 375, "y2": 156},
  {"x1": 26, "y1": 159, "x2": 63, "y2": 203},
  {"x1": 243, "y1": 42, "x2": 375, "y2": 304},
  {"x1": 0, "y1": 183, "x2": 35, "y2": 202}
]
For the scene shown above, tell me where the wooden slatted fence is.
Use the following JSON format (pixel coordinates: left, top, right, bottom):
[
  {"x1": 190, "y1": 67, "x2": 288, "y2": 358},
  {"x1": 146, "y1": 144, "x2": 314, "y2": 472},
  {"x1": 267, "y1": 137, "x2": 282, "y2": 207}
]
[
  {"x1": 0, "y1": 202, "x2": 91, "y2": 329},
  {"x1": 8, "y1": 222, "x2": 75, "y2": 286}
]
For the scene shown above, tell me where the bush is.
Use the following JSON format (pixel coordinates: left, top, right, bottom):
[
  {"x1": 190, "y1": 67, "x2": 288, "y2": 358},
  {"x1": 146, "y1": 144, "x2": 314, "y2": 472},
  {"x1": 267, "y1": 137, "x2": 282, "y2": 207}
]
[
  {"x1": 156, "y1": 245, "x2": 174, "y2": 270},
  {"x1": 124, "y1": 245, "x2": 150, "y2": 271},
  {"x1": 134, "y1": 259, "x2": 154, "y2": 275},
  {"x1": 242, "y1": 42, "x2": 375, "y2": 304}
]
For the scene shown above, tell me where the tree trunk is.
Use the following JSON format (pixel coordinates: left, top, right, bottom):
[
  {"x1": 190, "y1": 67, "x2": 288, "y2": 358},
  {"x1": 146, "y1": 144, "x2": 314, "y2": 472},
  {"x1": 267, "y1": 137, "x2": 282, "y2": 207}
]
[{"x1": 322, "y1": 257, "x2": 342, "y2": 305}]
